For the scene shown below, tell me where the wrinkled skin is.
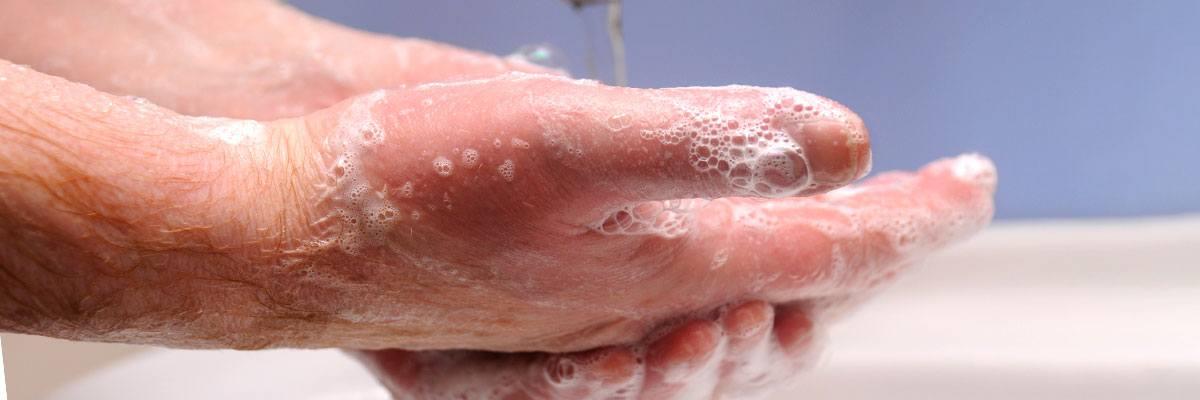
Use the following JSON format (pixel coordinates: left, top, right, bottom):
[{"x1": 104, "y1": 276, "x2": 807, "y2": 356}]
[{"x1": 0, "y1": 1, "x2": 996, "y2": 399}]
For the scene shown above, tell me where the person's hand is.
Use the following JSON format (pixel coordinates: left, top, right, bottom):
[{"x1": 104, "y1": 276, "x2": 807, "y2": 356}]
[
  {"x1": 343, "y1": 147, "x2": 994, "y2": 399},
  {"x1": 1, "y1": 60, "x2": 995, "y2": 352},
  {"x1": 0, "y1": 0, "x2": 996, "y2": 397},
  {"x1": 353, "y1": 301, "x2": 820, "y2": 399},
  {"x1": 0, "y1": 0, "x2": 556, "y2": 120},
  {"x1": 273, "y1": 73, "x2": 993, "y2": 352}
]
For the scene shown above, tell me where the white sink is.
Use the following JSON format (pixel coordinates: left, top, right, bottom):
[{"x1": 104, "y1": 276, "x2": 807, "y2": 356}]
[{"x1": 50, "y1": 217, "x2": 1200, "y2": 399}]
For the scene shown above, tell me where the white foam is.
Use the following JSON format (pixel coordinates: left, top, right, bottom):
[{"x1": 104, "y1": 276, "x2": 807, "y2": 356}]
[
  {"x1": 433, "y1": 156, "x2": 454, "y2": 177},
  {"x1": 192, "y1": 117, "x2": 264, "y2": 146},
  {"x1": 638, "y1": 88, "x2": 858, "y2": 197},
  {"x1": 497, "y1": 159, "x2": 516, "y2": 182},
  {"x1": 588, "y1": 199, "x2": 703, "y2": 238},
  {"x1": 460, "y1": 148, "x2": 480, "y2": 168},
  {"x1": 308, "y1": 91, "x2": 408, "y2": 255},
  {"x1": 951, "y1": 153, "x2": 999, "y2": 192}
]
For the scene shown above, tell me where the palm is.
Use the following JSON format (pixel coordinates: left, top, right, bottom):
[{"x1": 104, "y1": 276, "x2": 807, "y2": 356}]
[{"x1": 282, "y1": 76, "x2": 903, "y2": 350}]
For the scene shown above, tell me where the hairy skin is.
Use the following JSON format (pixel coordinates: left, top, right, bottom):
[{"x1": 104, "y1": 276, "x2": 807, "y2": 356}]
[{"x1": 0, "y1": 60, "x2": 331, "y2": 348}]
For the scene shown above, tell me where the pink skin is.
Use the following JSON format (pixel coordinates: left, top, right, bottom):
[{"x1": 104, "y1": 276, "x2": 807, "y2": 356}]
[
  {"x1": 0, "y1": 0, "x2": 555, "y2": 119},
  {"x1": 352, "y1": 301, "x2": 819, "y2": 400},
  {"x1": 284, "y1": 76, "x2": 880, "y2": 351},
  {"x1": 0, "y1": 1, "x2": 997, "y2": 398},
  {"x1": 352, "y1": 153, "x2": 994, "y2": 399}
]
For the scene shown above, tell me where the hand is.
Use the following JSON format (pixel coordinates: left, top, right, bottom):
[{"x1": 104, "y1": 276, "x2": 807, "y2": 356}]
[
  {"x1": 0, "y1": 0, "x2": 554, "y2": 120},
  {"x1": 1, "y1": 59, "x2": 997, "y2": 352},
  {"x1": 344, "y1": 143, "x2": 994, "y2": 399},
  {"x1": 352, "y1": 301, "x2": 820, "y2": 399},
  {"x1": 0, "y1": 3, "x2": 979, "y2": 396},
  {"x1": 276, "y1": 74, "x2": 881, "y2": 351},
  {"x1": 0, "y1": 0, "x2": 996, "y2": 396}
]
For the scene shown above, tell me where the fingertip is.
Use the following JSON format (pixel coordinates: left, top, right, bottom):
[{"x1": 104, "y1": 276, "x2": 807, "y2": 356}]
[
  {"x1": 795, "y1": 107, "x2": 872, "y2": 192},
  {"x1": 919, "y1": 153, "x2": 999, "y2": 225},
  {"x1": 551, "y1": 347, "x2": 641, "y2": 385},
  {"x1": 773, "y1": 305, "x2": 815, "y2": 356},
  {"x1": 850, "y1": 112, "x2": 874, "y2": 178},
  {"x1": 646, "y1": 320, "x2": 723, "y2": 378},
  {"x1": 558, "y1": 86, "x2": 877, "y2": 203},
  {"x1": 350, "y1": 349, "x2": 422, "y2": 392},
  {"x1": 944, "y1": 153, "x2": 998, "y2": 195},
  {"x1": 721, "y1": 301, "x2": 775, "y2": 340}
]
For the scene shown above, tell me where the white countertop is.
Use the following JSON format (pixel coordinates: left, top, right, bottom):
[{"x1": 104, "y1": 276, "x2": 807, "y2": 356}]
[{"x1": 1, "y1": 337, "x2": 8, "y2": 400}]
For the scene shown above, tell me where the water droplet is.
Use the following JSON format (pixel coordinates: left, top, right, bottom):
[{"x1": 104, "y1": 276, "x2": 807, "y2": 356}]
[{"x1": 508, "y1": 43, "x2": 567, "y2": 70}]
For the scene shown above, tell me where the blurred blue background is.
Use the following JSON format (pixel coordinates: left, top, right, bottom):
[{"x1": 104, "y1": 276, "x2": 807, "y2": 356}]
[{"x1": 291, "y1": 0, "x2": 1199, "y2": 219}]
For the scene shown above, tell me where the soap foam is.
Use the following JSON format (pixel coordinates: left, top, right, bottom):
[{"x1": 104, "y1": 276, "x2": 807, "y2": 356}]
[
  {"x1": 310, "y1": 91, "x2": 409, "y2": 255},
  {"x1": 639, "y1": 88, "x2": 863, "y2": 198}
]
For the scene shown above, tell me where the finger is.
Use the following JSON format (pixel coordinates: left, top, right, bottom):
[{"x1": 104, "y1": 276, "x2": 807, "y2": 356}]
[
  {"x1": 511, "y1": 78, "x2": 872, "y2": 203},
  {"x1": 350, "y1": 349, "x2": 545, "y2": 399},
  {"x1": 538, "y1": 347, "x2": 644, "y2": 399},
  {"x1": 708, "y1": 302, "x2": 823, "y2": 400},
  {"x1": 686, "y1": 154, "x2": 996, "y2": 300},
  {"x1": 720, "y1": 301, "x2": 775, "y2": 354},
  {"x1": 772, "y1": 304, "x2": 818, "y2": 361},
  {"x1": 306, "y1": 74, "x2": 870, "y2": 219},
  {"x1": 641, "y1": 319, "x2": 726, "y2": 399},
  {"x1": 346, "y1": 349, "x2": 422, "y2": 396},
  {"x1": 715, "y1": 301, "x2": 780, "y2": 397}
]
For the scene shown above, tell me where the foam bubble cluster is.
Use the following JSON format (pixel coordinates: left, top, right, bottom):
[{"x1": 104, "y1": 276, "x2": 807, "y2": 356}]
[
  {"x1": 642, "y1": 88, "x2": 862, "y2": 197},
  {"x1": 510, "y1": 137, "x2": 531, "y2": 149},
  {"x1": 497, "y1": 159, "x2": 516, "y2": 182},
  {"x1": 460, "y1": 148, "x2": 480, "y2": 168},
  {"x1": 433, "y1": 156, "x2": 454, "y2": 177},
  {"x1": 191, "y1": 117, "x2": 265, "y2": 146},
  {"x1": 544, "y1": 351, "x2": 644, "y2": 398},
  {"x1": 588, "y1": 199, "x2": 701, "y2": 238},
  {"x1": 313, "y1": 91, "x2": 408, "y2": 254}
]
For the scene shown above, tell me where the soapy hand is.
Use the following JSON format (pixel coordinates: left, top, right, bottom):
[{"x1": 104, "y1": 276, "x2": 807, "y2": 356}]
[
  {"x1": 280, "y1": 74, "x2": 993, "y2": 354},
  {"x1": 0, "y1": 1, "x2": 997, "y2": 399},
  {"x1": 353, "y1": 301, "x2": 821, "y2": 399},
  {"x1": 0, "y1": 0, "x2": 556, "y2": 120}
]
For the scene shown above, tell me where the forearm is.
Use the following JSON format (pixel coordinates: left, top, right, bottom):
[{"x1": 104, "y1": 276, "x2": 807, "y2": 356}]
[
  {"x1": 0, "y1": 0, "x2": 358, "y2": 118},
  {"x1": 0, "y1": 0, "x2": 536, "y2": 121},
  {"x1": 0, "y1": 60, "x2": 320, "y2": 348}
]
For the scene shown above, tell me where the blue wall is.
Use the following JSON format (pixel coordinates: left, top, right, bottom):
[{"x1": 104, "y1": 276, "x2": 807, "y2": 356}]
[{"x1": 291, "y1": 0, "x2": 1200, "y2": 219}]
